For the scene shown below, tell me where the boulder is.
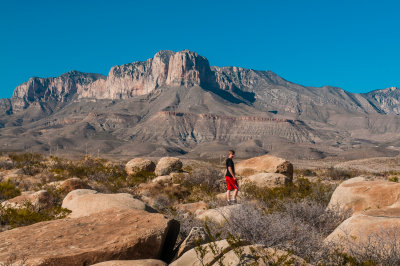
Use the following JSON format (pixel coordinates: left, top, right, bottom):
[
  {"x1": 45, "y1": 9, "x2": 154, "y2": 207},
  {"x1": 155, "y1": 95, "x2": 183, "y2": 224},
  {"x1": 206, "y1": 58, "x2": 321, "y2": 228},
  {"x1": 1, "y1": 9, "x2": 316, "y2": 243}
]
[
  {"x1": 327, "y1": 177, "x2": 400, "y2": 214},
  {"x1": 155, "y1": 157, "x2": 182, "y2": 176},
  {"x1": 62, "y1": 189, "x2": 155, "y2": 218},
  {"x1": 175, "y1": 227, "x2": 211, "y2": 259},
  {"x1": 0, "y1": 209, "x2": 179, "y2": 266},
  {"x1": 47, "y1": 177, "x2": 91, "y2": 193},
  {"x1": 171, "y1": 240, "x2": 308, "y2": 266},
  {"x1": 235, "y1": 155, "x2": 293, "y2": 179},
  {"x1": 2, "y1": 190, "x2": 51, "y2": 210},
  {"x1": 126, "y1": 158, "x2": 156, "y2": 175},
  {"x1": 195, "y1": 204, "x2": 243, "y2": 225},
  {"x1": 240, "y1": 173, "x2": 289, "y2": 187},
  {"x1": 92, "y1": 259, "x2": 167, "y2": 266},
  {"x1": 60, "y1": 177, "x2": 91, "y2": 192},
  {"x1": 175, "y1": 201, "x2": 208, "y2": 214},
  {"x1": 325, "y1": 203, "x2": 400, "y2": 252}
]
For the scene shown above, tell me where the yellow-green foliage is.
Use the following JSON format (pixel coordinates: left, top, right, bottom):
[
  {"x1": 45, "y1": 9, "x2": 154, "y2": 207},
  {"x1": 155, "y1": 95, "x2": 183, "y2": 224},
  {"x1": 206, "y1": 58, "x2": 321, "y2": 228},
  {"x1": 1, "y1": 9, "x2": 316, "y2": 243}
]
[
  {"x1": 127, "y1": 171, "x2": 156, "y2": 186},
  {"x1": 326, "y1": 167, "x2": 360, "y2": 180},
  {"x1": 0, "y1": 180, "x2": 21, "y2": 200},
  {"x1": 0, "y1": 202, "x2": 71, "y2": 228},
  {"x1": 241, "y1": 178, "x2": 336, "y2": 212},
  {"x1": 389, "y1": 176, "x2": 399, "y2": 182},
  {"x1": 294, "y1": 168, "x2": 317, "y2": 177},
  {"x1": 8, "y1": 152, "x2": 46, "y2": 175},
  {"x1": 49, "y1": 156, "x2": 130, "y2": 192}
]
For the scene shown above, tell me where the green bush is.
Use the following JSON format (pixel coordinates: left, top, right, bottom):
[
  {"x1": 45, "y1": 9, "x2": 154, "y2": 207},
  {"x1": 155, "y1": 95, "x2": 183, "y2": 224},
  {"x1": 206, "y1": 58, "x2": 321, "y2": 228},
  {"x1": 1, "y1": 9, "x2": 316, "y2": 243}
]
[
  {"x1": 8, "y1": 153, "x2": 46, "y2": 175},
  {"x1": 0, "y1": 180, "x2": 21, "y2": 200},
  {"x1": 241, "y1": 178, "x2": 337, "y2": 212},
  {"x1": 326, "y1": 167, "x2": 359, "y2": 180},
  {"x1": 389, "y1": 176, "x2": 399, "y2": 182},
  {"x1": 0, "y1": 202, "x2": 71, "y2": 228}
]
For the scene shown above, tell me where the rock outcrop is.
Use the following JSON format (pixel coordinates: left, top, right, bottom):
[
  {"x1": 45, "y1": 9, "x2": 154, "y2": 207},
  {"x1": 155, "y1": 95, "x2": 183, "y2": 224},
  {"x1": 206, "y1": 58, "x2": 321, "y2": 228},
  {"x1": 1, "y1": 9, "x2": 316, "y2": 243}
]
[
  {"x1": 11, "y1": 71, "x2": 105, "y2": 112},
  {"x1": 80, "y1": 50, "x2": 217, "y2": 100},
  {"x1": 62, "y1": 189, "x2": 155, "y2": 218},
  {"x1": 235, "y1": 155, "x2": 293, "y2": 179},
  {"x1": 327, "y1": 177, "x2": 400, "y2": 214},
  {"x1": 0, "y1": 209, "x2": 179, "y2": 265},
  {"x1": 325, "y1": 203, "x2": 400, "y2": 252}
]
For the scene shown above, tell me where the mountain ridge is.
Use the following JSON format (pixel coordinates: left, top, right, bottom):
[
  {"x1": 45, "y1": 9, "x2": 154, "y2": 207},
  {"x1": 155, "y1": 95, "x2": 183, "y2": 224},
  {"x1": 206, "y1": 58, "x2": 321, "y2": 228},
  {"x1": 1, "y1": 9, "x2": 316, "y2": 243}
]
[{"x1": 0, "y1": 50, "x2": 399, "y2": 160}]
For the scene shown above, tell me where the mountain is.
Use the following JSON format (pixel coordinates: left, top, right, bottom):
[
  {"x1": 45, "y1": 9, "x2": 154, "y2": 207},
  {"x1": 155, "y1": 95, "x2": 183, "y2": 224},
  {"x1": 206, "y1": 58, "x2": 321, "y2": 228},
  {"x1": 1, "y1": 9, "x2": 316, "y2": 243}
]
[{"x1": 1, "y1": 50, "x2": 399, "y2": 160}]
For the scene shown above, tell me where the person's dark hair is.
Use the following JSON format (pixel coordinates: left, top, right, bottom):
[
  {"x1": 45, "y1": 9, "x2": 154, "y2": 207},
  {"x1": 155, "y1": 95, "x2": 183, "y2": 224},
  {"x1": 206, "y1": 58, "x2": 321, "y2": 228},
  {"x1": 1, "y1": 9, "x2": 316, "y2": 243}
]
[{"x1": 228, "y1": 150, "x2": 235, "y2": 155}]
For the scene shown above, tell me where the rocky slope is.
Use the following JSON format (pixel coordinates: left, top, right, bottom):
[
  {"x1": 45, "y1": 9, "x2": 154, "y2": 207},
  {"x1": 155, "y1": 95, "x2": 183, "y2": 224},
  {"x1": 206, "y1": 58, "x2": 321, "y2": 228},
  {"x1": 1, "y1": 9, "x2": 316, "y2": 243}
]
[{"x1": 0, "y1": 50, "x2": 399, "y2": 159}]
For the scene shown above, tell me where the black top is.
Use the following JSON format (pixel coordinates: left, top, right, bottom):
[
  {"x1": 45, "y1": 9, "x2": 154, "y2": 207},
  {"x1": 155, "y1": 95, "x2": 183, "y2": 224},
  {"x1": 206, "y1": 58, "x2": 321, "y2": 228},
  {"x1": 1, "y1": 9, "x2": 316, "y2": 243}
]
[{"x1": 226, "y1": 158, "x2": 235, "y2": 177}]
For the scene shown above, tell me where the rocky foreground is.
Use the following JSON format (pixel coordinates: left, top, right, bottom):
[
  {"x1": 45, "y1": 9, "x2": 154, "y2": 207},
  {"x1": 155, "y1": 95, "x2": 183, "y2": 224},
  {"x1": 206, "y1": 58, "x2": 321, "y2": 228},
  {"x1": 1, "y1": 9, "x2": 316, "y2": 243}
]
[{"x1": 1, "y1": 153, "x2": 400, "y2": 265}]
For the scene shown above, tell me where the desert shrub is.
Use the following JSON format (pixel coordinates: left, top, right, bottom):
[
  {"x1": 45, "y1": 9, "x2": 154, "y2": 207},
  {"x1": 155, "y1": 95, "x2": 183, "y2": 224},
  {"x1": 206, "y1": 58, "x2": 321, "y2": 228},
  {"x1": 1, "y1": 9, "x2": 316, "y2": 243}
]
[
  {"x1": 190, "y1": 200, "x2": 349, "y2": 264},
  {"x1": 326, "y1": 167, "x2": 360, "y2": 180},
  {"x1": 0, "y1": 159, "x2": 14, "y2": 170},
  {"x1": 241, "y1": 178, "x2": 337, "y2": 212},
  {"x1": 0, "y1": 180, "x2": 21, "y2": 201},
  {"x1": 127, "y1": 171, "x2": 156, "y2": 186},
  {"x1": 8, "y1": 153, "x2": 46, "y2": 176},
  {"x1": 0, "y1": 202, "x2": 71, "y2": 229},
  {"x1": 49, "y1": 156, "x2": 131, "y2": 192},
  {"x1": 175, "y1": 167, "x2": 223, "y2": 203},
  {"x1": 152, "y1": 194, "x2": 172, "y2": 211},
  {"x1": 389, "y1": 176, "x2": 399, "y2": 182},
  {"x1": 294, "y1": 168, "x2": 317, "y2": 177}
]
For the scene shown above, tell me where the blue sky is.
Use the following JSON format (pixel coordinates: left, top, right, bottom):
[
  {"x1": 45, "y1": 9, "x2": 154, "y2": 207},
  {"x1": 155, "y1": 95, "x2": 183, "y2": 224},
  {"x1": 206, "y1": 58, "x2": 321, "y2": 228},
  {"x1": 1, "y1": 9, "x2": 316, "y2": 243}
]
[{"x1": 1, "y1": 0, "x2": 399, "y2": 98}]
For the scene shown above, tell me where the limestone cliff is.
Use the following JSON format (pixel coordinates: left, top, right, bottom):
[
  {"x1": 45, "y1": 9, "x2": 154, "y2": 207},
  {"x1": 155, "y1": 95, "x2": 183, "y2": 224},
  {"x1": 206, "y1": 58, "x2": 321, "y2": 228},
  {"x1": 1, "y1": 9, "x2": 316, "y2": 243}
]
[{"x1": 11, "y1": 71, "x2": 105, "y2": 112}]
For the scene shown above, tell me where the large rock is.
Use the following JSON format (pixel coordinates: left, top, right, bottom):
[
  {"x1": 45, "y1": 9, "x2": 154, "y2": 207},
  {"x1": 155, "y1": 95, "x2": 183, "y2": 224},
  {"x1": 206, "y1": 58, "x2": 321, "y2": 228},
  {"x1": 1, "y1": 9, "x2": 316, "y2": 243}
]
[
  {"x1": 175, "y1": 201, "x2": 208, "y2": 214},
  {"x1": 92, "y1": 259, "x2": 167, "y2": 266},
  {"x1": 325, "y1": 203, "x2": 400, "y2": 252},
  {"x1": 155, "y1": 157, "x2": 183, "y2": 176},
  {"x1": 239, "y1": 173, "x2": 289, "y2": 188},
  {"x1": 48, "y1": 177, "x2": 91, "y2": 193},
  {"x1": 125, "y1": 158, "x2": 156, "y2": 176},
  {"x1": 327, "y1": 177, "x2": 400, "y2": 214},
  {"x1": 221, "y1": 245, "x2": 308, "y2": 266},
  {"x1": 170, "y1": 240, "x2": 306, "y2": 266},
  {"x1": 62, "y1": 189, "x2": 155, "y2": 218},
  {"x1": 195, "y1": 204, "x2": 243, "y2": 225},
  {"x1": 0, "y1": 209, "x2": 179, "y2": 265},
  {"x1": 2, "y1": 190, "x2": 51, "y2": 210},
  {"x1": 235, "y1": 155, "x2": 293, "y2": 179}
]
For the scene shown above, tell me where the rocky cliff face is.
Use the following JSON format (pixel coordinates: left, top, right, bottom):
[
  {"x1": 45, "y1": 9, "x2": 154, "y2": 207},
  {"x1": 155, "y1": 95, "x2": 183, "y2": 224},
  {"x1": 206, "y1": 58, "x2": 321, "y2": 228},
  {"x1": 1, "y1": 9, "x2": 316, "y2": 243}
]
[
  {"x1": 11, "y1": 71, "x2": 105, "y2": 112},
  {"x1": 7, "y1": 50, "x2": 400, "y2": 118},
  {"x1": 80, "y1": 50, "x2": 217, "y2": 100},
  {"x1": 364, "y1": 87, "x2": 400, "y2": 115}
]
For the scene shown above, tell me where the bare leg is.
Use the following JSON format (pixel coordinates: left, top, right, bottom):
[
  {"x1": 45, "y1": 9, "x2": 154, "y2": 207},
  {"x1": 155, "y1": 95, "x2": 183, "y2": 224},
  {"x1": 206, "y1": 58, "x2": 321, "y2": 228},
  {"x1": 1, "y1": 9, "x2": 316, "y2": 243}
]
[
  {"x1": 233, "y1": 189, "x2": 238, "y2": 200},
  {"x1": 226, "y1": 190, "x2": 231, "y2": 201}
]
